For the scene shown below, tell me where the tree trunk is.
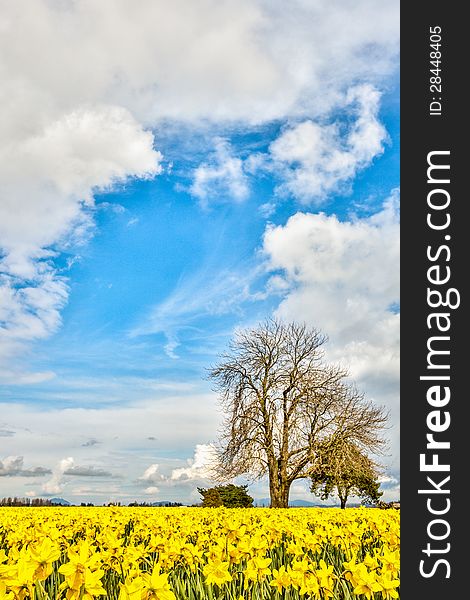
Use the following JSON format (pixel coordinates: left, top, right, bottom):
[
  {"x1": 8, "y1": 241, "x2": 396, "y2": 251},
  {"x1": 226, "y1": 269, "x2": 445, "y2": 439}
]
[
  {"x1": 338, "y1": 488, "x2": 348, "y2": 508},
  {"x1": 269, "y1": 474, "x2": 290, "y2": 508}
]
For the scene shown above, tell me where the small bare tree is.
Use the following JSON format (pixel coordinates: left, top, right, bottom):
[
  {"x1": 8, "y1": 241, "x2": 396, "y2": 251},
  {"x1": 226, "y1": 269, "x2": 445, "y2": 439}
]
[{"x1": 209, "y1": 319, "x2": 387, "y2": 508}]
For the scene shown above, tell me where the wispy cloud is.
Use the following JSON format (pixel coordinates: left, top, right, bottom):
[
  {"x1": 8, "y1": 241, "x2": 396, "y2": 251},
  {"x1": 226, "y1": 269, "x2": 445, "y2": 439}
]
[
  {"x1": 63, "y1": 465, "x2": 114, "y2": 478},
  {"x1": 0, "y1": 429, "x2": 15, "y2": 438},
  {"x1": 131, "y1": 266, "x2": 263, "y2": 357},
  {"x1": 81, "y1": 438, "x2": 101, "y2": 448},
  {"x1": 190, "y1": 138, "x2": 249, "y2": 206}
]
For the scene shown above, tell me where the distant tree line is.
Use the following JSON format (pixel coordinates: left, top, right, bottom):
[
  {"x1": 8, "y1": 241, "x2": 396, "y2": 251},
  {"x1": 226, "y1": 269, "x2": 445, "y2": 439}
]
[
  {"x1": 0, "y1": 497, "x2": 54, "y2": 506},
  {"x1": 127, "y1": 501, "x2": 183, "y2": 507},
  {"x1": 0, "y1": 499, "x2": 185, "y2": 508}
]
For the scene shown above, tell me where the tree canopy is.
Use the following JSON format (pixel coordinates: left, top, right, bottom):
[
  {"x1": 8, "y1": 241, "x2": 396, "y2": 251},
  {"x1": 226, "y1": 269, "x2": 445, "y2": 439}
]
[
  {"x1": 310, "y1": 439, "x2": 383, "y2": 508},
  {"x1": 198, "y1": 484, "x2": 254, "y2": 508},
  {"x1": 210, "y1": 319, "x2": 387, "y2": 508}
]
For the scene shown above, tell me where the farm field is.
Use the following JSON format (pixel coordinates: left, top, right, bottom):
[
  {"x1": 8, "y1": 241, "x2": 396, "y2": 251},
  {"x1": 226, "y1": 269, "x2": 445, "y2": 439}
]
[{"x1": 0, "y1": 506, "x2": 399, "y2": 599}]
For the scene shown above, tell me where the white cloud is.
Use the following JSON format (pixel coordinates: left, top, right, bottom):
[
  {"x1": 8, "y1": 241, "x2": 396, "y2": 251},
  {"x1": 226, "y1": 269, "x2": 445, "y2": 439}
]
[
  {"x1": 0, "y1": 105, "x2": 162, "y2": 381},
  {"x1": 0, "y1": 429, "x2": 15, "y2": 438},
  {"x1": 0, "y1": 389, "x2": 221, "y2": 497},
  {"x1": 0, "y1": 1, "x2": 398, "y2": 126},
  {"x1": 144, "y1": 486, "x2": 160, "y2": 495},
  {"x1": 0, "y1": 1, "x2": 398, "y2": 378},
  {"x1": 263, "y1": 191, "x2": 399, "y2": 377},
  {"x1": 137, "y1": 444, "x2": 218, "y2": 488},
  {"x1": 139, "y1": 464, "x2": 163, "y2": 484},
  {"x1": 267, "y1": 85, "x2": 387, "y2": 202},
  {"x1": 42, "y1": 457, "x2": 74, "y2": 495},
  {"x1": 0, "y1": 456, "x2": 51, "y2": 477},
  {"x1": 190, "y1": 139, "x2": 249, "y2": 205},
  {"x1": 170, "y1": 444, "x2": 218, "y2": 482},
  {"x1": 258, "y1": 202, "x2": 277, "y2": 218},
  {"x1": 63, "y1": 465, "x2": 113, "y2": 477},
  {"x1": 262, "y1": 192, "x2": 400, "y2": 460}
]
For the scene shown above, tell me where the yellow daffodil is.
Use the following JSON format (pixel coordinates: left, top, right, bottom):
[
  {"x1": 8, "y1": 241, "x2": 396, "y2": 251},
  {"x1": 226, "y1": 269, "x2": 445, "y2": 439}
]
[
  {"x1": 141, "y1": 563, "x2": 176, "y2": 600},
  {"x1": 0, "y1": 505, "x2": 399, "y2": 600},
  {"x1": 352, "y1": 564, "x2": 383, "y2": 599},
  {"x1": 0, "y1": 583, "x2": 14, "y2": 600},
  {"x1": 203, "y1": 557, "x2": 232, "y2": 587},
  {"x1": 377, "y1": 572, "x2": 400, "y2": 599},
  {"x1": 269, "y1": 565, "x2": 292, "y2": 592},
  {"x1": 243, "y1": 555, "x2": 271, "y2": 588},
  {"x1": 119, "y1": 574, "x2": 144, "y2": 600},
  {"x1": 28, "y1": 536, "x2": 61, "y2": 580}
]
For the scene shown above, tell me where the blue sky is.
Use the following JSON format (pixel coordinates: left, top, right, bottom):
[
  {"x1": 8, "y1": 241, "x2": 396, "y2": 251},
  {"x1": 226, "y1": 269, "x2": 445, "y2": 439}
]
[{"x1": 0, "y1": 0, "x2": 399, "y2": 504}]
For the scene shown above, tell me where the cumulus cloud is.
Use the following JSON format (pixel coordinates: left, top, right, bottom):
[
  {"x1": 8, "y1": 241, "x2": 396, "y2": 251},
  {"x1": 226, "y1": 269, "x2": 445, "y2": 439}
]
[
  {"x1": 139, "y1": 464, "x2": 163, "y2": 484},
  {"x1": 190, "y1": 139, "x2": 249, "y2": 205},
  {"x1": 263, "y1": 191, "x2": 399, "y2": 384},
  {"x1": 41, "y1": 457, "x2": 114, "y2": 495},
  {"x1": 42, "y1": 457, "x2": 74, "y2": 495},
  {"x1": 170, "y1": 444, "x2": 218, "y2": 482},
  {"x1": 0, "y1": 1, "x2": 398, "y2": 126},
  {"x1": 262, "y1": 191, "x2": 400, "y2": 466},
  {"x1": 0, "y1": 105, "x2": 162, "y2": 381},
  {"x1": 267, "y1": 85, "x2": 387, "y2": 203},
  {"x1": 0, "y1": 1, "x2": 398, "y2": 379},
  {"x1": 0, "y1": 456, "x2": 51, "y2": 477},
  {"x1": 137, "y1": 444, "x2": 218, "y2": 493}
]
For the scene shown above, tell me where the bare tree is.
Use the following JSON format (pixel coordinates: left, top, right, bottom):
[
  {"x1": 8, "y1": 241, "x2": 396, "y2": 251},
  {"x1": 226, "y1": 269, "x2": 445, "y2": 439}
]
[{"x1": 209, "y1": 319, "x2": 388, "y2": 508}]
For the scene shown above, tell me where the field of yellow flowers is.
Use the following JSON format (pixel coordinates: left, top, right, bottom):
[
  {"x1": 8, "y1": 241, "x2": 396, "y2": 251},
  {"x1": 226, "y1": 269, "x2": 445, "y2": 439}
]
[{"x1": 0, "y1": 506, "x2": 399, "y2": 600}]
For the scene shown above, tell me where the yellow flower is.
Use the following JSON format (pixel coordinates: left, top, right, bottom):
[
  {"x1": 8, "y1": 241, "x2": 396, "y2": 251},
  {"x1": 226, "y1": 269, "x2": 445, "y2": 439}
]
[
  {"x1": 352, "y1": 564, "x2": 382, "y2": 599},
  {"x1": 299, "y1": 571, "x2": 321, "y2": 597},
  {"x1": 244, "y1": 555, "x2": 272, "y2": 583},
  {"x1": 2, "y1": 557, "x2": 35, "y2": 600},
  {"x1": 203, "y1": 558, "x2": 232, "y2": 587},
  {"x1": 58, "y1": 540, "x2": 101, "y2": 592},
  {"x1": 141, "y1": 564, "x2": 176, "y2": 600},
  {"x1": 315, "y1": 559, "x2": 336, "y2": 598},
  {"x1": 82, "y1": 568, "x2": 107, "y2": 600},
  {"x1": 342, "y1": 556, "x2": 358, "y2": 583},
  {"x1": 269, "y1": 565, "x2": 292, "y2": 593},
  {"x1": 29, "y1": 537, "x2": 61, "y2": 580},
  {"x1": 363, "y1": 552, "x2": 379, "y2": 571},
  {"x1": 378, "y1": 547, "x2": 400, "y2": 576},
  {"x1": 0, "y1": 505, "x2": 400, "y2": 600},
  {"x1": 119, "y1": 575, "x2": 144, "y2": 600},
  {"x1": 377, "y1": 572, "x2": 400, "y2": 599},
  {"x1": 0, "y1": 583, "x2": 14, "y2": 600}
]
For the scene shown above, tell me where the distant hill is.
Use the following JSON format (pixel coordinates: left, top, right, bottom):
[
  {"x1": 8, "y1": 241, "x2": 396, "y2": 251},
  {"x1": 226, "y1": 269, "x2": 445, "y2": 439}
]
[
  {"x1": 254, "y1": 498, "x2": 320, "y2": 507},
  {"x1": 254, "y1": 498, "x2": 343, "y2": 508},
  {"x1": 49, "y1": 497, "x2": 71, "y2": 506},
  {"x1": 289, "y1": 499, "x2": 323, "y2": 507}
]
